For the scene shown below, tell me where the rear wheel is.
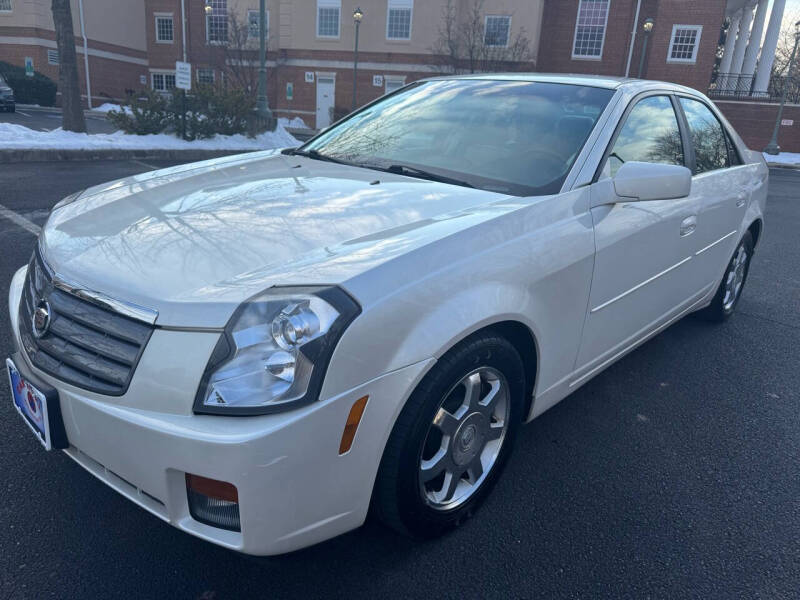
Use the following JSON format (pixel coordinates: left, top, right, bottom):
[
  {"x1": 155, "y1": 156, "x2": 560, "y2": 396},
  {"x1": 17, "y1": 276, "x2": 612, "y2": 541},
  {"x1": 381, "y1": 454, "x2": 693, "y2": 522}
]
[
  {"x1": 372, "y1": 332, "x2": 526, "y2": 538},
  {"x1": 701, "y1": 231, "x2": 753, "y2": 322}
]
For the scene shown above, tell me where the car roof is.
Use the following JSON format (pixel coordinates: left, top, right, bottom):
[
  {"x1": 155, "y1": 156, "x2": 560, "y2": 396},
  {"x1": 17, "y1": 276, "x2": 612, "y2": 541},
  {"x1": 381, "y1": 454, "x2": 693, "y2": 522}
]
[{"x1": 423, "y1": 73, "x2": 699, "y2": 94}]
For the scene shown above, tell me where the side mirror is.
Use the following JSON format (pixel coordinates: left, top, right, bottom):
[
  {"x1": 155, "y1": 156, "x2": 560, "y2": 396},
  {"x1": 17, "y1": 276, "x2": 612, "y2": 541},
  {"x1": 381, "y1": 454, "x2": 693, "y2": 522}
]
[{"x1": 612, "y1": 161, "x2": 692, "y2": 202}]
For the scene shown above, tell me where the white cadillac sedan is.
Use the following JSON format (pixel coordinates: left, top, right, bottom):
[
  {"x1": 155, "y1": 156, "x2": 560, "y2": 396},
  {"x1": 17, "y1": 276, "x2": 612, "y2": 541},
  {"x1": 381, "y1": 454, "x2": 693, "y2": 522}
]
[{"x1": 7, "y1": 75, "x2": 767, "y2": 555}]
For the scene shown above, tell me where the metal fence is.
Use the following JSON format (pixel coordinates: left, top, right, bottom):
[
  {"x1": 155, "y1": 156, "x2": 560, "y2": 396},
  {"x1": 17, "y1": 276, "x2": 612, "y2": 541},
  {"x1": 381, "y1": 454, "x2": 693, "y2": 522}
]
[{"x1": 708, "y1": 73, "x2": 800, "y2": 104}]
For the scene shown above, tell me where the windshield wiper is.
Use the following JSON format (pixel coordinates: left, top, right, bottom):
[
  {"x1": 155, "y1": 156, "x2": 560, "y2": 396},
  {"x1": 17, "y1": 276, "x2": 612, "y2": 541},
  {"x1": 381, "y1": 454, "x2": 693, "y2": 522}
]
[
  {"x1": 283, "y1": 148, "x2": 352, "y2": 166},
  {"x1": 370, "y1": 164, "x2": 475, "y2": 189}
]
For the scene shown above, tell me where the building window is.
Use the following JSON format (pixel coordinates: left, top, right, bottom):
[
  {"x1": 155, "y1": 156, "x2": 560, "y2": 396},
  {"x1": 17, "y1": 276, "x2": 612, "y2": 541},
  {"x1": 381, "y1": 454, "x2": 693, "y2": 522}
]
[
  {"x1": 206, "y1": 0, "x2": 228, "y2": 44},
  {"x1": 317, "y1": 0, "x2": 340, "y2": 38},
  {"x1": 386, "y1": 0, "x2": 412, "y2": 40},
  {"x1": 197, "y1": 68, "x2": 215, "y2": 84},
  {"x1": 0, "y1": 0, "x2": 11, "y2": 12},
  {"x1": 572, "y1": 0, "x2": 610, "y2": 59},
  {"x1": 668, "y1": 25, "x2": 702, "y2": 63},
  {"x1": 484, "y1": 15, "x2": 511, "y2": 47},
  {"x1": 47, "y1": 49, "x2": 59, "y2": 65},
  {"x1": 152, "y1": 72, "x2": 176, "y2": 92},
  {"x1": 155, "y1": 14, "x2": 174, "y2": 43},
  {"x1": 247, "y1": 9, "x2": 268, "y2": 39}
]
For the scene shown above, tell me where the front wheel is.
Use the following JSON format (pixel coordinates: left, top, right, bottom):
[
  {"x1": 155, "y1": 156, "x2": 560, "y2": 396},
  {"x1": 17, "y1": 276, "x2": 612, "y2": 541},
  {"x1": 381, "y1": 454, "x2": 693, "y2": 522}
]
[
  {"x1": 372, "y1": 332, "x2": 526, "y2": 538},
  {"x1": 701, "y1": 231, "x2": 754, "y2": 322}
]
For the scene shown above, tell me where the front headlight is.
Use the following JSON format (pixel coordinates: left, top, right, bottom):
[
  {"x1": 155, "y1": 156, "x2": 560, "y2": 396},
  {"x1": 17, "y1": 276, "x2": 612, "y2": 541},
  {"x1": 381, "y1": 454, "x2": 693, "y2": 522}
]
[{"x1": 194, "y1": 286, "x2": 360, "y2": 415}]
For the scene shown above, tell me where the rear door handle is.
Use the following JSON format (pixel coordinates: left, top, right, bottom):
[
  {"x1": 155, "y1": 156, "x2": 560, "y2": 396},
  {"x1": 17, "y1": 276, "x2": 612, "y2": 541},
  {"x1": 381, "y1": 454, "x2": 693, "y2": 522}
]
[{"x1": 680, "y1": 215, "x2": 697, "y2": 237}]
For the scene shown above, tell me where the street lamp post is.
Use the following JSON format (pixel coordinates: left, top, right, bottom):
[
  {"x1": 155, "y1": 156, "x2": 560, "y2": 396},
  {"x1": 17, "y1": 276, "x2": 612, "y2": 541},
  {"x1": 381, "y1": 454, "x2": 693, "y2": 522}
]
[
  {"x1": 352, "y1": 7, "x2": 363, "y2": 113},
  {"x1": 637, "y1": 18, "x2": 654, "y2": 79},
  {"x1": 256, "y1": 0, "x2": 272, "y2": 124},
  {"x1": 764, "y1": 20, "x2": 800, "y2": 155}
]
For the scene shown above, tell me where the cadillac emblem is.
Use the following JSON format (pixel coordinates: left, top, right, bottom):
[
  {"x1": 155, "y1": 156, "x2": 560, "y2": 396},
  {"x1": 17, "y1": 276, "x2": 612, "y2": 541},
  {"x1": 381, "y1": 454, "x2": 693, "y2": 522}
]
[{"x1": 32, "y1": 299, "x2": 51, "y2": 338}]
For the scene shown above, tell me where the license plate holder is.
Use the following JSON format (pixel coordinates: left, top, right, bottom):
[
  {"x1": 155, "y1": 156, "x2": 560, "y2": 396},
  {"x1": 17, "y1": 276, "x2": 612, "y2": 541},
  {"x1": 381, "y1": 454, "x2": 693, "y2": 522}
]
[{"x1": 6, "y1": 356, "x2": 68, "y2": 450}]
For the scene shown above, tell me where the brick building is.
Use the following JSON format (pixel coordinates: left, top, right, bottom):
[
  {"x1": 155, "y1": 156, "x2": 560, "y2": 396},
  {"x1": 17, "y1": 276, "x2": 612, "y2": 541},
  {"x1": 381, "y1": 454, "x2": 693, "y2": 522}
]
[
  {"x1": 1, "y1": 0, "x2": 796, "y2": 150},
  {"x1": 537, "y1": 0, "x2": 728, "y2": 93},
  {"x1": 0, "y1": 0, "x2": 149, "y2": 107}
]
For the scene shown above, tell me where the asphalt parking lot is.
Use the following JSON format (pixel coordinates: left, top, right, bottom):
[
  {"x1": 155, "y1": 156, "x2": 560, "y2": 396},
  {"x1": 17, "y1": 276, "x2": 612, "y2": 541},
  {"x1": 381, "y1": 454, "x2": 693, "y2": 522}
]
[
  {"x1": 0, "y1": 161, "x2": 798, "y2": 599},
  {"x1": 0, "y1": 105, "x2": 118, "y2": 134}
]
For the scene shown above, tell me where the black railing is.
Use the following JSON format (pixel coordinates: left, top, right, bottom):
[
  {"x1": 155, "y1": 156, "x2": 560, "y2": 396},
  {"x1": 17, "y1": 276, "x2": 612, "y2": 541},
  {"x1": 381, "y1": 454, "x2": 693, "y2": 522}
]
[{"x1": 709, "y1": 72, "x2": 800, "y2": 104}]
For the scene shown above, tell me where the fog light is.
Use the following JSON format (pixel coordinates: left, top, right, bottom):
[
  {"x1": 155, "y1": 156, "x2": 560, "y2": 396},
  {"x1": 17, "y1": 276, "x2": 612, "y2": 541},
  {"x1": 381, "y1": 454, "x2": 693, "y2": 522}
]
[{"x1": 185, "y1": 474, "x2": 241, "y2": 532}]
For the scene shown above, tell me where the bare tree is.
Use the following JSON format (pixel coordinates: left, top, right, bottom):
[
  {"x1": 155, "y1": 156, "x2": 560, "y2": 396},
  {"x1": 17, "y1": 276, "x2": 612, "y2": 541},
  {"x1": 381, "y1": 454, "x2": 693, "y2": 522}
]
[
  {"x1": 432, "y1": 0, "x2": 534, "y2": 74},
  {"x1": 771, "y1": 9, "x2": 800, "y2": 78},
  {"x1": 51, "y1": 0, "x2": 86, "y2": 132},
  {"x1": 206, "y1": 11, "x2": 275, "y2": 96}
]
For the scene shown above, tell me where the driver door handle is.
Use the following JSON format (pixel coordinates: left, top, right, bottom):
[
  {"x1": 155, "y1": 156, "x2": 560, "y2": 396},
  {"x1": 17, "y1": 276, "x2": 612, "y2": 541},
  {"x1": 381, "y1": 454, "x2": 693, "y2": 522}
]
[{"x1": 680, "y1": 215, "x2": 697, "y2": 237}]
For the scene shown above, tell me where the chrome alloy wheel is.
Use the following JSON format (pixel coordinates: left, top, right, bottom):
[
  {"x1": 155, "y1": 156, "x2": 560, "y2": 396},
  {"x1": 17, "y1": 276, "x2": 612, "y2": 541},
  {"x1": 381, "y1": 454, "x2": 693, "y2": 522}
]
[
  {"x1": 419, "y1": 367, "x2": 510, "y2": 511},
  {"x1": 723, "y1": 243, "x2": 749, "y2": 311}
]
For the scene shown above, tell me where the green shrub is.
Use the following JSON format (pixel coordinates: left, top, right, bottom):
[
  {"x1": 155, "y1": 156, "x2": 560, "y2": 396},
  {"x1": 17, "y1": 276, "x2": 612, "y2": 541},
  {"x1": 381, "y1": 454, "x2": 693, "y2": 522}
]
[
  {"x1": 106, "y1": 89, "x2": 170, "y2": 135},
  {"x1": 107, "y1": 85, "x2": 258, "y2": 138},
  {"x1": 169, "y1": 86, "x2": 256, "y2": 139},
  {"x1": 0, "y1": 61, "x2": 57, "y2": 106}
]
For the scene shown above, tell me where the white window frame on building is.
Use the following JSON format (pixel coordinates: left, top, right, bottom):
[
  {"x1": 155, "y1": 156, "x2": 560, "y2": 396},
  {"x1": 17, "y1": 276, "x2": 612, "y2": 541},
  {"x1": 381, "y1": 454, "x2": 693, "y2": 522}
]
[
  {"x1": 151, "y1": 71, "x2": 176, "y2": 92},
  {"x1": 196, "y1": 68, "x2": 215, "y2": 84},
  {"x1": 384, "y1": 75, "x2": 406, "y2": 95},
  {"x1": 571, "y1": 0, "x2": 610, "y2": 60},
  {"x1": 667, "y1": 24, "x2": 703, "y2": 64},
  {"x1": 484, "y1": 15, "x2": 511, "y2": 48},
  {"x1": 47, "y1": 49, "x2": 59, "y2": 65},
  {"x1": 247, "y1": 9, "x2": 268, "y2": 40},
  {"x1": 206, "y1": 0, "x2": 228, "y2": 45},
  {"x1": 155, "y1": 13, "x2": 174, "y2": 44},
  {"x1": 0, "y1": 0, "x2": 12, "y2": 13},
  {"x1": 386, "y1": 0, "x2": 412, "y2": 41},
  {"x1": 317, "y1": 0, "x2": 341, "y2": 39}
]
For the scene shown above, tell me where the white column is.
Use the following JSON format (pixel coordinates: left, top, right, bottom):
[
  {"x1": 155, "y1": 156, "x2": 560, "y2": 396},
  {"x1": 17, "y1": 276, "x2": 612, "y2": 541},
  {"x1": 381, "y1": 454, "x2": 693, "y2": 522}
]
[
  {"x1": 754, "y1": 0, "x2": 787, "y2": 94},
  {"x1": 741, "y1": 0, "x2": 770, "y2": 78},
  {"x1": 719, "y1": 11, "x2": 742, "y2": 74},
  {"x1": 730, "y1": 3, "x2": 756, "y2": 77}
]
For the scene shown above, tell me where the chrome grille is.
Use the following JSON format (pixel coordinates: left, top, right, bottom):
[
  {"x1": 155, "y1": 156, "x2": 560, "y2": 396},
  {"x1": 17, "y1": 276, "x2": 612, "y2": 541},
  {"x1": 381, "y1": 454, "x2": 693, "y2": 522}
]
[{"x1": 18, "y1": 251, "x2": 153, "y2": 395}]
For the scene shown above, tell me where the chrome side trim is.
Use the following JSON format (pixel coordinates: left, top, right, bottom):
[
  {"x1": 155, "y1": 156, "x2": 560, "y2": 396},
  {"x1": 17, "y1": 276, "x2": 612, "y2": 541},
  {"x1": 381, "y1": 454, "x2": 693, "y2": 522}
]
[
  {"x1": 694, "y1": 230, "x2": 737, "y2": 256},
  {"x1": 590, "y1": 256, "x2": 693, "y2": 313},
  {"x1": 36, "y1": 248, "x2": 159, "y2": 325}
]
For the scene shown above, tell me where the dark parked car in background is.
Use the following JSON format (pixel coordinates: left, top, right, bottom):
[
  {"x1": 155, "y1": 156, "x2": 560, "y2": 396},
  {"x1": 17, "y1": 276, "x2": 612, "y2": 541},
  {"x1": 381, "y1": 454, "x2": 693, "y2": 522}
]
[{"x1": 0, "y1": 74, "x2": 15, "y2": 112}]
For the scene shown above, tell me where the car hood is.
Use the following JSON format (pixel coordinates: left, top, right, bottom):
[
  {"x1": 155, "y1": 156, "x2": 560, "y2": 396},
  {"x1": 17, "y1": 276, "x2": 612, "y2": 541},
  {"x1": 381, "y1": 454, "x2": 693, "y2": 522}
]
[{"x1": 41, "y1": 150, "x2": 512, "y2": 327}]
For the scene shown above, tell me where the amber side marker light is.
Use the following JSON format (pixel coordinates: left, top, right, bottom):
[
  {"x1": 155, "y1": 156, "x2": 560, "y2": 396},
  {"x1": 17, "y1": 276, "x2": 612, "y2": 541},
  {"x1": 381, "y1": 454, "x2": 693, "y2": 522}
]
[
  {"x1": 185, "y1": 473, "x2": 241, "y2": 531},
  {"x1": 339, "y1": 395, "x2": 369, "y2": 455}
]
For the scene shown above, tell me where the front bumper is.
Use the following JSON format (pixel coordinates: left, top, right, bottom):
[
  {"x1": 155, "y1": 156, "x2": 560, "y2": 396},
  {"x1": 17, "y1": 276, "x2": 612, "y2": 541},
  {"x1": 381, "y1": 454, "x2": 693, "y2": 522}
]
[
  {"x1": 8, "y1": 266, "x2": 432, "y2": 555},
  {"x1": 0, "y1": 96, "x2": 14, "y2": 107}
]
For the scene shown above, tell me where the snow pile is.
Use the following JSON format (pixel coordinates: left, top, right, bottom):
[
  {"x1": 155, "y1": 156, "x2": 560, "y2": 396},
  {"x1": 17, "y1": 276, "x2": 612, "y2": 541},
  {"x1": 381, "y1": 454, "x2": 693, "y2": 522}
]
[
  {"x1": 0, "y1": 122, "x2": 299, "y2": 151},
  {"x1": 278, "y1": 116, "x2": 310, "y2": 129},
  {"x1": 763, "y1": 151, "x2": 800, "y2": 167},
  {"x1": 92, "y1": 103, "x2": 131, "y2": 114}
]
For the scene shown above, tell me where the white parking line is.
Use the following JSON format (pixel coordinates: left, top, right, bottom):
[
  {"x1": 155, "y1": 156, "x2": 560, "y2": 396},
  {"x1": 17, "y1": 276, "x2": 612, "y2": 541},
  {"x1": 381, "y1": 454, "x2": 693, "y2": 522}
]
[
  {"x1": 0, "y1": 203, "x2": 42, "y2": 235},
  {"x1": 16, "y1": 111, "x2": 31, "y2": 117},
  {"x1": 131, "y1": 159, "x2": 159, "y2": 170}
]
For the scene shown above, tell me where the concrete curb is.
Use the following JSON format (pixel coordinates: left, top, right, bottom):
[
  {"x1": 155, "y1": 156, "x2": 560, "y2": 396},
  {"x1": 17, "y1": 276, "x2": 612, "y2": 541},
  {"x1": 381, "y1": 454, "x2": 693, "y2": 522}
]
[{"x1": 0, "y1": 148, "x2": 256, "y2": 163}]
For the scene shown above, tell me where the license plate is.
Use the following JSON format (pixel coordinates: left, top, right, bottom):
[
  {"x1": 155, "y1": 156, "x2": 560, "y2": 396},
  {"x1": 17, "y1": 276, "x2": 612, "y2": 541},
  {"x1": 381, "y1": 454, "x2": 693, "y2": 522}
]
[{"x1": 7, "y1": 358, "x2": 54, "y2": 450}]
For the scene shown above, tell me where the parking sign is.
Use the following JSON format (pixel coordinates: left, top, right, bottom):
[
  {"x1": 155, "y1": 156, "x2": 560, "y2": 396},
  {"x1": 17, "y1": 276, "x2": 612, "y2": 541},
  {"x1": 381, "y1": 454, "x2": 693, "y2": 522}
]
[{"x1": 175, "y1": 61, "x2": 192, "y2": 91}]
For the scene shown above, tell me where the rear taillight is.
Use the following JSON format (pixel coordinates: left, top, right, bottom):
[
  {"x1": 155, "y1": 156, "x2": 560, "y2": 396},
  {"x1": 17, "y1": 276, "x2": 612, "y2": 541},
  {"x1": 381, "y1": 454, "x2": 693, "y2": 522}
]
[{"x1": 185, "y1": 473, "x2": 241, "y2": 532}]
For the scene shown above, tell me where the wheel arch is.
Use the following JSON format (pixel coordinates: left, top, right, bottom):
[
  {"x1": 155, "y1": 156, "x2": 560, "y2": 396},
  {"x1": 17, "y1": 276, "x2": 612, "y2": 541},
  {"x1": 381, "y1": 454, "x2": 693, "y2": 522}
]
[{"x1": 747, "y1": 218, "x2": 763, "y2": 249}]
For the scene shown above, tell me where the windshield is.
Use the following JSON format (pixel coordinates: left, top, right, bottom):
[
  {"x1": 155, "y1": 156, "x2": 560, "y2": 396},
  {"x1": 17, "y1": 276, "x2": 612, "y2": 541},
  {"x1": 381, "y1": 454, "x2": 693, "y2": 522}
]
[{"x1": 303, "y1": 79, "x2": 614, "y2": 196}]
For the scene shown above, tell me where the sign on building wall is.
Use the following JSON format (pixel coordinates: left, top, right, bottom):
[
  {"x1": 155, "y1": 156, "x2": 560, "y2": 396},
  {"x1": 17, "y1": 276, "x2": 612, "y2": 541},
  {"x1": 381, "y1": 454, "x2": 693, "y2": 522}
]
[
  {"x1": 175, "y1": 61, "x2": 192, "y2": 91},
  {"x1": 140, "y1": 75, "x2": 147, "y2": 85},
  {"x1": 24, "y1": 57, "x2": 34, "y2": 77},
  {"x1": 373, "y1": 75, "x2": 383, "y2": 87},
  {"x1": 781, "y1": 119, "x2": 794, "y2": 127},
  {"x1": 286, "y1": 82, "x2": 294, "y2": 100},
  {"x1": 305, "y1": 72, "x2": 314, "y2": 83}
]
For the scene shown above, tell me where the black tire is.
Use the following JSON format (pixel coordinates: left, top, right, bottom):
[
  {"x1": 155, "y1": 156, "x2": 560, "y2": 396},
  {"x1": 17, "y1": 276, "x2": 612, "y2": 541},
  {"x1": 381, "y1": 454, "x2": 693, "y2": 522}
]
[
  {"x1": 372, "y1": 331, "x2": 526, "y2": 539},
  {"x1": 701, "y1": 231, "x2": 754, "y2": 322}
]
